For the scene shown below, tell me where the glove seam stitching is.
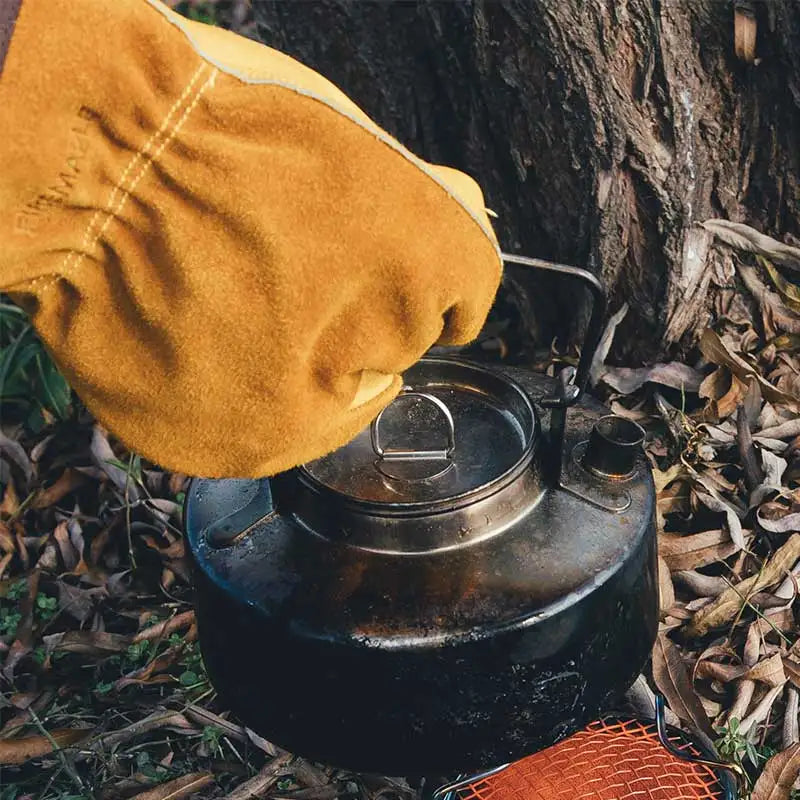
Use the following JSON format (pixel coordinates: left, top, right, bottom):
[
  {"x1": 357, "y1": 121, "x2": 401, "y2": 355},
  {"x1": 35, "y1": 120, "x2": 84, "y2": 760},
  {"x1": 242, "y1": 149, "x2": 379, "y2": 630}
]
[{"x1": 28, "y1": 62, "x2": 217, "y2": 298}]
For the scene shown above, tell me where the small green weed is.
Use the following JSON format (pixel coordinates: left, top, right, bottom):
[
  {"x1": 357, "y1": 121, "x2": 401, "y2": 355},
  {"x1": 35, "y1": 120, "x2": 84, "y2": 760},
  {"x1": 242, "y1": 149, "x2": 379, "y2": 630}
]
[
  {"x1": 716, "y1": 716, "x2": 776, "y2": 772},
  {"x1": 94, "y1": 680, "x2": 115, "y2": 695},
  {"x1": 0, "y1": 300, "x2": 72, "y2": 431},
  {"x1": 202, "y1": 725, "x2": 224, "y2": 757},
  {"x1": 0, "y1": 579, "x2": 27, "y2": 637},
  {"x1": 7, "y1": 579, "x2": 28, "y2": 601},
  {"x1": 124, "y1": 639, "x2": 153, "y2": 667},
  {"x1": 135, "y1": 750, "x2": 171, "y2": 781},
  {"x1": 0, "y1": 606, "x2": 20, "y2": 637},
  {"x1": 170, "y1": 632, "x2": 208, "y2": 688},
  {"x1": 35, "y1": 592, "x2": 58, "y2": 622}
]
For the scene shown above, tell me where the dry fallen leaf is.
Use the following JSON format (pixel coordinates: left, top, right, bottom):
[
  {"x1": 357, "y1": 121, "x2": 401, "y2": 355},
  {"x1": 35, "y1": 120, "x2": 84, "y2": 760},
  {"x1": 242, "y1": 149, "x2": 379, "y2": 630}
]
[
  {"x1": 90, "y1": 426, "x2": 141, "y2": 500},
  {"x1": 763, "y1": 257, "x2": 800, "y2": 314},
  {"x1": 43, "y1": 630, "x2": 131, "y2": 656},
  {"x1": 0, "y1": 521, "x2": 15, "y2": 554},
  {"x1": 31, "y1": 468, "x2": 86, "y2": 510},
  {"x1": 0, "y1": 430, "x2": 34, "y2": 486},
  {"x1": 703, "y1": 219, "x2": 800, "y2": 272},
  {"x1": 657, "y1": 556, "x2": 675, "y2": 612},
  {"x1": 2, "y1": 570, "x2": 39, "y2": 681},
  {"x1": 784, "y1": 686, "x2": 799, "y2": 748},
  {"x1": 728, "y1": 679, "x2": 756, "y2": 726},
  {"x1": 245, "y1": 726, "x2": 279, "y2": 757},
  {"x1": 700, "y1": 329, "x2": 799, "y2": 408},
  {"x1": 128, "y1": 772, "x2": 214, "y2": 800},
  {"x1": 53, "y1": 520, "x2": 79, "y2": 571},
  {"x1": 673, "y1": 570, "x2": 729, "y2": 597},
  {"x1": 0, "y1": 478, "x2": 20, "y2": 516},
  {"x1": 783, "y1": 658, "x2": 800, "y2": 691},
  {"x1": 89, "y1": 710, "x2": 195, "y2": 753},
  {"x1": 740, "y1": 684, "x2": 786, "y2": 735},
  {"x1": 685, "y1": 534, "x2": 800, "y2": 637},
  {"x1": 226, "y1": 753, "x2": 292, "y2": 800},
  {"x1": 0, "y1": 729, "x2": 89, "y2": 765},
  {"x1": 589, "y1": 302, "x2": 629, "y2": 386},
  {"x1": 659, "y1": 529, "x2": 745, "y2": 571},
  {"x1": 738, "y1": 264, "x2": 800, "y2": 336},
  {"x1": 692, "y1": 486, "x2": 745, "y2": 551},
  {"x1": 700, "y1": 367, "x2": 750, "y2": 421},
  {"x1": 750, "y1": 449, "x2": 788, "y2": 507},
  {"x1": 694, "y1": 660, "x2": 748, "y2": 683},
  {"x1": 184, "y1": 705, "x2": 249, "y2": 746},
  {"x1": 56, "y1": 581, "x2": 99, "y2": 624},
  {"x1": 652, "y1": 632, "x2": 714, "y2": 739},
  {"x1": 751, "y1": 742, "x2": 800, "y2": 800},
  {"x1": 758, "y1": 418, "x2": 800, "y2": 440},
  {"x1": 115, "y1": 643, "x2": 186, "y2": 690},
  {"x1": 599, "y1": 362, "x2": 704, "y2": 395},
  {"x1": 132, "y1": 610, "x2": 195, "y2": 643},
  {"x1": 755, "y1": 608, "x2": 796, "y2": 636},
  {"x1": 757, "y1": 508, "x2": 800, "y2": 534},
  {"x1": 747, "y1": 653, "x2": 787, "y2": 687}
]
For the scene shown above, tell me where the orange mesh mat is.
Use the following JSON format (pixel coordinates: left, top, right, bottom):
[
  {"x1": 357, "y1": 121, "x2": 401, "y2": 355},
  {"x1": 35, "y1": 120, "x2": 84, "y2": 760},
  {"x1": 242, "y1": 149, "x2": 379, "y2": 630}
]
[{"x1": 452, "y1": 718, "x2": 725, "y2": 800}]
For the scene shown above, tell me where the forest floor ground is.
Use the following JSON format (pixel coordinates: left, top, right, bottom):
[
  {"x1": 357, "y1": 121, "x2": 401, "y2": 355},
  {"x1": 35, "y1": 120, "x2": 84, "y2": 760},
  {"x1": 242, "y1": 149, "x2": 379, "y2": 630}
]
[{"x1": 4, "y1": 2, "x2": 800, "y2": 799}]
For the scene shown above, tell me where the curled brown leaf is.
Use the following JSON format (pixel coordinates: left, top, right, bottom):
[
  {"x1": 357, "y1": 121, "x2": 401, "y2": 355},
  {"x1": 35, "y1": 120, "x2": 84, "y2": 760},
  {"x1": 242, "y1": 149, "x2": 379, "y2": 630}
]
[
  {"x1": 759, "y1": 419, "x2": 800, "y2": 440},
  {"x1": 658, "y1": 556, "x2": 675, "y2": 613},
  {"x1": 132, "y1": 610, "x2": 195, "y2": 644},
  {"x1": 673, "y1": 570, "x2": 730, "y2": 597},
  {"x1": 784, "y1": 686, "x2": 799, "y2": 748},
  {"x1": 740, "y1": 684, "x2": 786, "y2": 736},
  {"x1": 31, "y1": 469, "x2": 86, "y2": 510}
]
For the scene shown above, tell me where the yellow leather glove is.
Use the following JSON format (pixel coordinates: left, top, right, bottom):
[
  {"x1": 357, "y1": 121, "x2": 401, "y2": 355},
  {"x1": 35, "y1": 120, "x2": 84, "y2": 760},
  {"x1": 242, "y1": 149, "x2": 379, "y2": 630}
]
[{"x1": 0, "y1": 0, "x2": 501, "y2": 478}]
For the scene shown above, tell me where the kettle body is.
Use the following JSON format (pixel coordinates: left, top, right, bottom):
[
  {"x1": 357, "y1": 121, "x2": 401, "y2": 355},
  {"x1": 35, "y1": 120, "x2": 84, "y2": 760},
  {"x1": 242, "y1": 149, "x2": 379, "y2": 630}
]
[{"x1": 186, "y1": 359, "x2": 658, "y2": 775}]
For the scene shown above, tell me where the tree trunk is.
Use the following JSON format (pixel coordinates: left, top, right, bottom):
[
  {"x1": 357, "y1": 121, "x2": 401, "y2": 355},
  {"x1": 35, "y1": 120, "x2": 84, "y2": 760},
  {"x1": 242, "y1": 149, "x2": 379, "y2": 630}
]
[{"x1": 252, "y1": 0, "x2": 800, "y2": 363}]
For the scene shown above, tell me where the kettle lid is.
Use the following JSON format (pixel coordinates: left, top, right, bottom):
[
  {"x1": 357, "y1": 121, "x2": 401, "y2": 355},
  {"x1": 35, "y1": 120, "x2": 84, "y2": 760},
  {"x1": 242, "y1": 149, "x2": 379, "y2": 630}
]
[{"x1": 300, "y1": 358, "x2": 539, "y2": 511}]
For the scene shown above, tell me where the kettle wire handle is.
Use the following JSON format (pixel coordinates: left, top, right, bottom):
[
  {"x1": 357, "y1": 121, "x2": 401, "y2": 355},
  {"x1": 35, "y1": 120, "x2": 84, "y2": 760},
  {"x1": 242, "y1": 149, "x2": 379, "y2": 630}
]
[
  {"x1": 500, "y1": 254, "x2": 607, "y2": 486},
  {"x1": 499, "y1": 254, "x2": 606, "y2": 397}
]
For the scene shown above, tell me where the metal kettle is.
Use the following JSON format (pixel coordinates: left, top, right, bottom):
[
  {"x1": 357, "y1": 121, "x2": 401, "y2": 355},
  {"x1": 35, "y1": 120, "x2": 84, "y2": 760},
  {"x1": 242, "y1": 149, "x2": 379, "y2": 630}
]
[{"x1": 185, "y1": 255, "x2": 659, "y2": 775}]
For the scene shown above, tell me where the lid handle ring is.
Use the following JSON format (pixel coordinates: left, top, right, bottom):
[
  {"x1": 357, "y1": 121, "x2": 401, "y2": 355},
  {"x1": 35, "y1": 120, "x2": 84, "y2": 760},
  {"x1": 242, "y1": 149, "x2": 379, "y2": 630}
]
[{"x1": 370, "y1": 388, "x2": 455, "y2": 462}]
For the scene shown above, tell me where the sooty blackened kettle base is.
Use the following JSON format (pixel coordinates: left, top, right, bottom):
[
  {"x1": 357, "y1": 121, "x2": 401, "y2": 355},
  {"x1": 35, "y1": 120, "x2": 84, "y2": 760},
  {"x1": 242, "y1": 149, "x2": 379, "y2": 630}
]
[{"x1": 185, "y1": 256, "x2": 659, "y2": 776}]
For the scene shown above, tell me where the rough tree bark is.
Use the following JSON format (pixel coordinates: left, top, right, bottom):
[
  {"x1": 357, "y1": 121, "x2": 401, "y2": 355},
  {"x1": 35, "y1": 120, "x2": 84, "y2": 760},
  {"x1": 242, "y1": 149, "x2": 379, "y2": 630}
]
[{"x1": 252, "y1": 0, "x2": 800, "y2": 363}]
